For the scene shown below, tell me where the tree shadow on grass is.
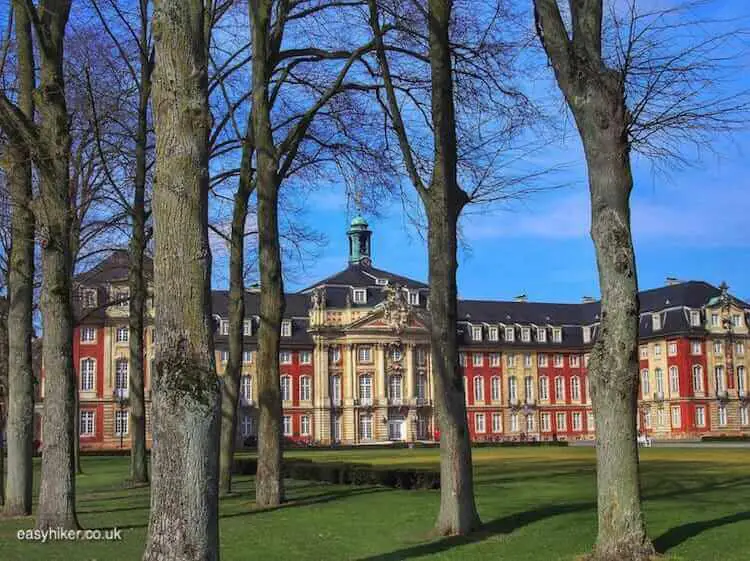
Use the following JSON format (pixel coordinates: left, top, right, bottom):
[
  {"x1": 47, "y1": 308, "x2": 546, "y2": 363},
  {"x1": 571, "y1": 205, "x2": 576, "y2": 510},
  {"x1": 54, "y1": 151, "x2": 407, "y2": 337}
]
[
  {"x1": 354, "y1": 501, "x2": 595, "y2": 561},
  {"x1": 653, "y1": 511, "x2": 750, "y2": 553}
]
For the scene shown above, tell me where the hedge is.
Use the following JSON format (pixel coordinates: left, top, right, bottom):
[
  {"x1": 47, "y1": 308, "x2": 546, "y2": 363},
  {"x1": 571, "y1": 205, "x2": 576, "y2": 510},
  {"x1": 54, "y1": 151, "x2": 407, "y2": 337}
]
[
  {"x1": 701, "y1": 434, "x2": 750, "y2": 442},
  {"x1": 232, "y1": 457, "x2": 440, "y2": 490}
]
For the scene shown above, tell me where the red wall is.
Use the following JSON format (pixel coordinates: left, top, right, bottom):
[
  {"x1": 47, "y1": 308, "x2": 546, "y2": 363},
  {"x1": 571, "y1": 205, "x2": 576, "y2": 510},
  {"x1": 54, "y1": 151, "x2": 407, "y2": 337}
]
[{"x1": 73, "y1": 325, "x2": 105, "y2": 399}]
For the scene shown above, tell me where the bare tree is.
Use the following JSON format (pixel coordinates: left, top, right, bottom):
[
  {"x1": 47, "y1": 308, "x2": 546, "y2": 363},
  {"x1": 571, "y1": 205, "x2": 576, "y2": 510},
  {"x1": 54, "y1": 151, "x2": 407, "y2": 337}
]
[
  {"x1": 365, "y1": 0, "x2": 539, "y2": 535},
  {"x1": 0, "y1": 0, "x2": 78, "y2": 531},
  {"x1": 2, "y1": 0, "x2": 35, "y2": 517},
  {"x1": 142, "y1": 0, "x2": 220, "y2": 558},
  {"x1": 533, "y1": 1, "x2": 749, "y2": 559}
]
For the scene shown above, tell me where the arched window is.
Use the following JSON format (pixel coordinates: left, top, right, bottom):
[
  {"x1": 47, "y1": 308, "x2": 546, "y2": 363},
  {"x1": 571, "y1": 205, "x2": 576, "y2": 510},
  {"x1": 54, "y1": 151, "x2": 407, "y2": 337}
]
[
  {"x1": 299, "y1": 376, "x2": 311, "y2": 401},
  {"x1": 655, "y1": 368, "x2": 664, "y2": 394},
  {"x1": 715, "y1": 365, "x2": 725, "y2": 392},
  {"x1": 641, "y1": 369, "x2": 650, "y2": 396},
  {"x1": 491, "y1": 376, "x2": 501, "y2": 401},
  {"x1": 115, "y1": 359, "x2": 129, "y2": 397},
  {"x1": 538, "y1": 376, "x2": 549, "y2": 400},
  {"x1": 570, "y1": 376, "x2": 581, "y2": 401},
  {"x1": 554, "y1": 376, "x2": 565, "y2": 401},
  {"x1": 669, "y1": 366, "x2": 680, "y2": 395},
  {"x1": 692, "y1": 365, "x2": 703, "y2": 393},
  {"x1": 280, "y1": 376, "x2": 291, "y2": 401},
  {"x1": 80, "y1": 358, "x2": 96, "y2": 392},
  {"x1": 738, "y1": 366, "x2": 746, "y2": 394},
  {"x1": 473, "y1": 376, "x2": 484, "y2": 402}
]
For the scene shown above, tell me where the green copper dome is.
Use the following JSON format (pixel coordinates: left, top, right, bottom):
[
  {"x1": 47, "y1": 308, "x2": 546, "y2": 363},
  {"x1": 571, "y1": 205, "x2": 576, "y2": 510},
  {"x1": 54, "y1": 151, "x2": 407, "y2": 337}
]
[
  {"x1": 347, "y1": 215, "x2": 372, "y2": 265},
  {"x1": 350, "y1": 215, "x2": 368, "y2": 228}
]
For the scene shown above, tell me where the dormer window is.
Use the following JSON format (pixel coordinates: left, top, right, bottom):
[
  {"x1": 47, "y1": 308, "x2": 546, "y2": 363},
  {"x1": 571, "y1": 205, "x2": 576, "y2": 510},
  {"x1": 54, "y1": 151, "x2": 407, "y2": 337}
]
[
  {"x1": 471, "y1": 325, "x2": 482, "y2": 342},
  {"x1": 353, "y1": 288, "x2": 367, "y2": 304},
  {"x1": 80, "y1": 288, "x2": 98, "y2": 308},
  {"x1": 552, "y1": 328, "x2": 562, "y2": 343},
  {"x1": 582, "y1": 326, "x2": 591, "y2": 344},
  {"x1": 488, "y1": 326, "x2": 499, "y2": 341},
  {"x1": 505, "y1": 327, "x2": 515, "y2": 342},
  {"x1": 652, "y1": 313, "x2": 662, "y2": 331},
  {"x1": 537, "y1": 328, "x2": 547, "y2": 343},
  {"x1": 690, "y1": 310, "x2": 701, "y2": 327},
  {"x1": 219, "y1": 320, "x2": 229, "y2": 335},
  {"x1": 711, "y1": 313, "x2": 719, "y2": 327},
  {"x1": 112, "y1": 287, "x2": 129, "y2": 307},
  {"x1": 408, "y1": 290, "x2": 419, "y2": 306},
  {"x1": 375, "y1": 278, "x2": 388, "y2": 286},
  {"x1": 732, "y1": 314, "x2": 742, "y2": 328},
  {"x1": 243, "y1": 319, "x2": 253, "y2": 336},
  {"x1": 521, "y1": 327, "x2": 530, "y2": 343},
  {"x1": 281, "y1": 320, "x2": 292, "y2": 337}
]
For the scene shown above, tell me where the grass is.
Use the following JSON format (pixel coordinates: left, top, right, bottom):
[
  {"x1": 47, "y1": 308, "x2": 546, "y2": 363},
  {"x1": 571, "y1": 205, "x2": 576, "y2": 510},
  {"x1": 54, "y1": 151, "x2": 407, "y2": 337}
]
[{"x1": 1, "y1": 446, "x2": 749, "y2": 560}]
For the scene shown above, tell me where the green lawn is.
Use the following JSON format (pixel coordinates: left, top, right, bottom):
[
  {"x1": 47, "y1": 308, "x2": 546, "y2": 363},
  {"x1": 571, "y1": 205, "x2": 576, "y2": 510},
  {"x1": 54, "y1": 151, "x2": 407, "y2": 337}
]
[{"x1": 1, "y1": 446, "x2": 749, "y2": 560}]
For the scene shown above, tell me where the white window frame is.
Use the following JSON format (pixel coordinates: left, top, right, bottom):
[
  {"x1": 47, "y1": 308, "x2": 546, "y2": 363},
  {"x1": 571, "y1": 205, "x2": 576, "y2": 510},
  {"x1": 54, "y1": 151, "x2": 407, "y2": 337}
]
[
  {"x1": 537, "y1": 327, "x2": 547, "y2": 343},
  {"x1": 408, "y1": 291, "x2": 419, "y2": 306},
  {"x1": 80, "y1": 358, "x2": 96, "y2": 392},
  {"x1": 524, "y1": 353, "x2": 532, "y2": 368},
  {"x1": 299, "y1": 376, "x2": 312, "y2": 401},
  {"x1": 640, "y1": 346, "x2": 648, "y2": 359},
  {"x1": 359, "y1": 415, "x2": 373, "y2": 440},
  {"x1": 80, "y1": 326, "x2": 96, "y2": 343},
  {"x1": 506, "y1": 354, "x2": 516, "y2": 368},
  {"x1": 219, "y1": 320, "x2": 229, "y2": 336},
  {"x1": 691, "y1": 341, "x2": 702, "y2": 355},
  {"x1": 359, "y1": 374, "x2": 373, "y2": 404},
  {"x1": 242, "y1": 350, "x2": 253, "y2": 363},
  {"x1": 582, "y1": 326, "x2": 591, "y2": 343},
  {"x1": 114, "y1": 359, "x2": 129, "y2": 396},
  {"x1": 240, "y1": 375, "x2": 252, "y2": 401},
  {"x1": 283, "y1": 415, "x2": 292, "y2": 436},
  {"x1": 741, "y1": 406, "x2": 749, "y2": 426},
  {"x1": 505, "y1": 327, "x2": 515, "y2": 342},
  {"x1": 669, "y1": 366, "x2": 680, "y2": 395},
  {"x1": 690, "y1": 310, "x2": 701, "y2": 327},
  {"x1": 352, "y1": 288, "x2": 367, "y2": 304},
  {"x1": 572, "y1": 412, "x2": 582, "y2": 431},
  {"x1": 695, "y1": 406, "x2": 705, "y2": 427},
  {"x1": 538, "y1": 353, "x2": 548, "y2": 368},
  {"x1": 243, "y1": 320, "x2": 253, "y2": 336},
  {"x1": 692, "y1": 365, "x2": 704, "y2": 393},
  {"x1": 80, "y1": 411, "x2": 96, "y2": 437},
  {"x1": 570, "y1": 355, "x2": 580, "y2": 368},
  {"x1": 489, "y1": 353, "x2": 501, "y2": 367},
  {"x1": 671, "y1": 406, "x2": 681, "y2": 428},
  {"x1": 668, "y1": 342, "x2": 678, "y2": 357},
  {"x1": 300, "y1": 415, "x2": 311, "y2": 436},
  {"x1": 488, "y1": 327, "x2": 499, "y2": 342},
  {"x1": 553, "y1": 354, "x2": 563, "y2": 368},
  {"x1": 280, "y1": 376, "x2": 292, "y2": 402},
  {"x1": 491, "y1": 376, "x2": 501, "y2": 401},
  {"x1": 521, "y1": 327, "x2": 531, "y2": 342},
  {"x1": 718, "y1": 405, "x2": 727, "y2": 427},
  {"x1": 554, "y1": 376, "x2": 565, "y2": 401},
  {"x1": 556, "y1": 412, "x2": 566, "y2": 431},
  {"x1": 358, "y1": 346, "x2": 372, "y2": 364},
  {"x1": 570, "y1": 376, "x2": 581, "y2": 401},
  {"x1": 654, "y1": 344, "x2": 662, "y2": 357},
  {"x1": 300, "y1": 351, "x2": 312, "y2": 365},
  {"x1": 552, "y1": 328, "x2": 562, "y2": 343},
  {"x1": 115, "y1": 410, "x2": 128, "y2": 436},
  {"x1": 116, "y1": 326, "x2": 129, "y2": 343},
  {"x1": 652, "y1": 313, "x2": 662, "y2": 331},
  {"x1": 473, "y1": 376, "x2": 484, "y2": 402},
  {"x1": 475, "y1": 413, "x2": 486, "y2": 434},
  {"x1": 641, "y1": 369, "x2": 650, "y2": 395},
  {"x1": 492, "y1": 413, "x2": 502, "y2": 433},
  {"x1": 538, "y1": 376, "x2": 549, "y2": 400},
  {"x1": 280, "y1": 351, "x2": 293, "y2": 365},
  {"x1": 541, "y1": 412, "x2": 551, "y2": 432},
  {"x1": 714, "y1": 340, "x2": 723, "y2": 355},
  {"x1": 711, "y1": 313, "x2": 720, "y2": 327},
  {"x1": 281, "y1": 320, "x2": 292, "y2": 337},
  {"x1": 472, "y1": 353, "x2": 483, "y2": 367},
  {"x1": 472, "y1": 325, "x2": 482, "y2": 342}
]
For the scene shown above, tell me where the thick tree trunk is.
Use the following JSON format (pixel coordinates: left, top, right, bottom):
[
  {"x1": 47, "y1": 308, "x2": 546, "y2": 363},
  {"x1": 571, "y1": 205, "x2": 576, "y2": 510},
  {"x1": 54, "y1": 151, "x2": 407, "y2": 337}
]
[
  {"x1": 250, "y1": 0, "x2": 285, "y2": 508},
  {"x1": 427, "y1": 0, "x2": 481, "y2": 536},
  {"x1": 0, "y1": 298, "x2": 8, "y2": 507},
  {"x1": 143, "y1": 2, "x2": 220, "y2": 560},
  {"x1": 3, "y1": 0, "x2": 35, "y2": 516},
  {"x1": 129, "y1": 1, "x2": 152, "y2": 486},
  {"x1": 219, "y1": 140, "x2": 253, "y2": 495},
  {"x1": 35, "y1": 0, "x2": 78, "y2": 532},
  {"x1": 582, "y1": 97, "x2": 654, "y2": 561}
]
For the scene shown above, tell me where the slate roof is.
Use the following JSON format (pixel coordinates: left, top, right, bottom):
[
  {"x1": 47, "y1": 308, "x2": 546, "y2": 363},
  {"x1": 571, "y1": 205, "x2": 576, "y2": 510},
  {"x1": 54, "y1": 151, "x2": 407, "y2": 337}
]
[
  {"x1": 75, "y1": 250, "x2": 154, "y2": 284},
  {"x1": 301, "y1": 263, "x2": 428, "y2": 291}
]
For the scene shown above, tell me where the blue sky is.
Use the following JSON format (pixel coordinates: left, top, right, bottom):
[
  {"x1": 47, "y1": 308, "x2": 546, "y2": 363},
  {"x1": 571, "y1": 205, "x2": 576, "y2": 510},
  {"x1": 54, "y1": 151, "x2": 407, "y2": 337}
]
[{"x1": 273, "y1": 1, "x2": 750, "y2": 304}]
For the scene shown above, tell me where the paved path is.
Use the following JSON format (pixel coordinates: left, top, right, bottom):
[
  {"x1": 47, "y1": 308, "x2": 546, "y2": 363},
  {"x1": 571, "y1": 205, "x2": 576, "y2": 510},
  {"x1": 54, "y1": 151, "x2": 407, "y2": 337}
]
[{"x1": 570, "y1": 440, "x2": 750, "y2": 448}]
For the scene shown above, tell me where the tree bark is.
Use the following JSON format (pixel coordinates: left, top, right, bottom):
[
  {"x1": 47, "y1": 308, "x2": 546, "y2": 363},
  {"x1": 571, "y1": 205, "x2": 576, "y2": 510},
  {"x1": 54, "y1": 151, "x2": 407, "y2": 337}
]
[
  {"x1": 33, "y1": 0, "x2": 79, "y2": 532},
  {"x1": 0, "y1": 298, "x2": 8, "y2": 507},
  {"x1": 129, "y1": 0, "x2": 152, "y2": 487},
  {"x1": 533, "y1": 1, "x2": 654, "y2": 558},
  {"x1": 249, "y1": 0, "x2": 285, "y2": 508},
  {"x1": 219, "y1": 125, "x2": 253, "y2": 495},
  {"x1": 143, "y1": 1, "x2": 220, "y2": 559},
  {"x1": 426, "y1": 0, "x2": 481, "y2": 536},
  {"x1": 3, "y1": 0, "x2": 35, "y2": 517}
]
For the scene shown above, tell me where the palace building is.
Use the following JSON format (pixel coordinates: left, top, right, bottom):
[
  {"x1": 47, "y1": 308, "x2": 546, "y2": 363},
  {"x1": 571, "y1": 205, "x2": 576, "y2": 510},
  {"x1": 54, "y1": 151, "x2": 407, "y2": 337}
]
[{"x1": 54, "y1": 216, "x2": 750, "y2": 449}]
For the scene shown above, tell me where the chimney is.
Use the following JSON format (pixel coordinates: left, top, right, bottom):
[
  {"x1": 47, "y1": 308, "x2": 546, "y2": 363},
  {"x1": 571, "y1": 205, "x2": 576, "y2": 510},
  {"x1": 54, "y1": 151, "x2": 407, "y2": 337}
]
[
  {"x1": 665, "y1": 277, "x2": 682, "y2": 286},
  {"x1": 514, "y1": 294, "x2": 528, "y2": 303},
  {"x1": 581, "y1": 296, "x2": 596, "y2": 304}
]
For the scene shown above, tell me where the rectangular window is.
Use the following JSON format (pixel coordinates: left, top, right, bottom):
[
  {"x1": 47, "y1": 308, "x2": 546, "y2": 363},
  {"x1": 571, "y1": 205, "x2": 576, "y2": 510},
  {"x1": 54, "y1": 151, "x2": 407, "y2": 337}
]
[
  {"x1": 473, "y1": 377, "x2": 484, "y2": 402},
  {"x1": 737, "y1": 342, "x2": 745, "y2": 356},
  {"x1": 506, "y1": 354, "x2": 516, "y2": 368},
  {"x1": 652, "y1": 313, "x2": 662, "y2": 331},
  {"x1": 711, "y1": 313, "x2": 720, "y2": 327},
  {"x1": 80, "y1": 359, "x2": 96, "y2": 391},
  {"x1": 587, "y1": 412, "x2": 595, "y2": 431},
  {"x1": 508, "y1": 377, "x2": 517, "y2": 401},
  {"x1": 654, "y1": 344, "x2": 662, "y2": 357},
  {"x1": 352, "y1": 288, "x2": 367, "y2": 304},
  {"x1": 80, "y1": 411, "x2": 95, "y2": 436},
  {"x1": 510, "y1": 413, "x2": 519, "y2": 432},
  {"x1": 671, "y1": 406, "x2": 681, "y2": 428},
  {"x1": 280, "y1": 351, "x2": 292, "y2": 365},
  {"x1": 80, "y1": 288, "x2": 98, "y2": 308},
  {"x1": 541, "y1": 412, "x2": 551, "y2": 432},
  {"x1": 714, "y1": 340, "x2": 723, "y2": 355},
  {"x1": 641, "y1": 369, "x2": 650, "y2": 396},
  {"x1": 556, "y1": 412, "x2": 566, "y2": 431},
  {"x1": 240, "y1": 376, "x2": 252, "y2": 401},
  {"x1": 572, "y1": 412, "x2": 582, "y2": 431},
  {"x1": 241, "y1": 415, "x2": 255, "y2": 437},
  {"x1": 505, "y1": 327, "x2": 515, "y2": 342},
  {"x1": 521, "y1": 327, "x2": 531, "y2": 342},
  {"x1": 281, "y1": 377, "x2": 292, "y2": 401},
  {"x1": 219, "y1": 350, "x2": 229, "y2": 363},
  {"x1": 358, "y1": 346, "x2": 372, "y2": 364},
  {"x1": 489, "y1": 353, "x2": 501, "y2": 367},
  {"x1": 582, "y1": 326, "x2": 591, "y2": 343},
  {"x1": 584, "y1": 354, "x2": 590, "y2": 368},
  {"x1": 115, "y1": 410, "x2": 128, "y2": 436},
  {"x1": 300, "y1": 415, "x2": 311, "y2": 436},
  {"x1": 552, "y1": 328, "x2": 562, "y2": 343},
  {"x1": 475, "y1": 413, "x2": 486, "y2": 433},
  {"x1": 300, "y1": 377, "x2": 311, "y2": 401},
  {"x1": 553, "y1": 354, "x2": 563, "y2": 368},
  {"x1": 80, "y1": 327, "x2": 96, "y2": 343},
  {"x1": 488, "y1": 326, "x2": 499, "y2": 341},
  {"x1": 537, "y1": 328, "x2": 547, "y2": 343},
  {"x1": 491, "y1": 377, "x2": 501, "y2": 401},
  {"x1": 472, "y1": 353, "x2": 483, "y2": 367},
  {"x1": 243, "y1": 320, "x2": 253, "y2": 336},
  {"x1": 359, "y1": 415, "x2": 373, "y2": 440},
  {"x1": 741, "y1": 407, "x2": 749, "y2": 426},
  {"x1": 116, "y1": 326, "x2": 129, "y2": 343},
  {"x1": 695, "y1": 406, "x2": 705, "y2": 427},
  {"x1": 242, "y1": 350, "x2": 253, "y2": 363},
  {"x1": 472, "y1": 325, "x2": 482, "y2": 341},
  {"x1": 283, "y1": 415, "x2": 292, "y2": 436},
  {"x1": 555, "y1": 377, "x2": 565, "y2": 401},
  {"x1": 299, "y1": 351, "x2": 312, "y2": 365},
  {"x1": 538, "y1": 353, "x2": 548, "y2": 368},
  {"x1": 640, "y1": 346, "x2": 648, "y2": 360},
  {"x1": 459, "y1": 352, "x2": 467, "y2": 367},
  {"x1": 219, "y1": 320, "x2": 229, "y2": 336},
  {"x1": 523, "y1": 353, "x2": 532, "y2": 368},
  {"x1": 417, "y1": 347, "x2": 427, "y2": 365},
  {"x1": 691, "y1": 341, "x2": 702, "y2": 355},
  {"x1": 526, "y1": 415, "x2": 534, "y2": 432},
  {"x1": 329, "y1": 347, "x2": 341, "y2": 364},
  {"x1": 718, "y1": 405, "x2": 727, "y2": 426},
  {"x1": 492, "y1": 413, "x2": 502, "y2": 433},
  {"x1": 409, "y1": 291, "x2": 419, "y2": 306},
  {"x1": 570, "y1": 355, "x2": 580, "y2": 368},
  {"x1": 732, "y1": 314, "x2": 743, "y2": 328},
  {"x1": 668, "y1": 342, "x2": 678, "y2": 356},
  {"x1": 281, "y1": 320, "x2": 292, "y2": 337},
  {"x1": 690, "y1": 310, "x2": 701, "y2": 327}
]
